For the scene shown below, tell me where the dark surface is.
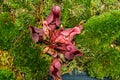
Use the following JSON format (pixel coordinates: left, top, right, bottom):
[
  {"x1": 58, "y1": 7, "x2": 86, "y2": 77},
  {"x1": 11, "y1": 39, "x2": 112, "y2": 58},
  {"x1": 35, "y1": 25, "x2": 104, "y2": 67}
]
[{"x1": 48, "y1": 69, "x2": 111, "y2": 80}]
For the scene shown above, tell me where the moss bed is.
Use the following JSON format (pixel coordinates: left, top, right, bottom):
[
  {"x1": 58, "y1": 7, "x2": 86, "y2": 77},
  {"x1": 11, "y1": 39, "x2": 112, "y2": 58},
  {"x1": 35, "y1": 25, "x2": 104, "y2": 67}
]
[{"x1": 0, "y1": 0, "x2": 120, "y2": 80}]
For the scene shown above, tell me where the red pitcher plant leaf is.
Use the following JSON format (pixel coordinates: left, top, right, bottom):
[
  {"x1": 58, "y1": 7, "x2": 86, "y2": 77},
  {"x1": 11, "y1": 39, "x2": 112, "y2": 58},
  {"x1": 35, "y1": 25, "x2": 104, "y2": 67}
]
[
  {"x1": 29, "y1": 26, "x2": 44, "y2": 42},
  {"x1": 50, "y1": 58, "x2": 62, "y2": 80},
  {"x1": 29, "y1": 6, "x2": 83, "y2": 80}
]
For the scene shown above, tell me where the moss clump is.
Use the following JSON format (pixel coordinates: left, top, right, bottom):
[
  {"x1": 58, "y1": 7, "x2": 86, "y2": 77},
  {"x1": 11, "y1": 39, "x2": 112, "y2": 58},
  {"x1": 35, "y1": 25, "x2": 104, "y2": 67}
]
[
  {"x1": 60, "y1": 0, "x2": 91, "y2": 28},
  {"x1": 90, "y1": 0, "x2": 120, "y2": 16},
  {"x1": 10, "y1": 27, "x2": 50, "y2": 80},
  {"x1": 0, "y1": 12, "x2": 50, "y2": 80},
  {"x1": 0, "y1": 69, "x2": 14, "y2": 80},
  {"x1": 0, "y1": 12, "x2": 19, "y2": 50},
  {"x1": 75, "y1": 10, "x2": 120, "y2": 79}
]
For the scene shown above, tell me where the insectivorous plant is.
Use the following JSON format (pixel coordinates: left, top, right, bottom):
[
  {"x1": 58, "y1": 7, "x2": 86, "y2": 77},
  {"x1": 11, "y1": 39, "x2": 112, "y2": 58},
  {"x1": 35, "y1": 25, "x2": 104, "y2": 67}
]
[{"x1": 29, "y1": 6, "x2": 83, "y2": 80}]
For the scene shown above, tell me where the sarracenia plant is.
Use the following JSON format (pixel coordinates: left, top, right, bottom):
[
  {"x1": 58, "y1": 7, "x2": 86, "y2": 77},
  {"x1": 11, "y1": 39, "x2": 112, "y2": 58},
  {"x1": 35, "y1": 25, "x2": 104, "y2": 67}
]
[{"x1": 29, "y1": 6, "x2": 83, "y2": 80}]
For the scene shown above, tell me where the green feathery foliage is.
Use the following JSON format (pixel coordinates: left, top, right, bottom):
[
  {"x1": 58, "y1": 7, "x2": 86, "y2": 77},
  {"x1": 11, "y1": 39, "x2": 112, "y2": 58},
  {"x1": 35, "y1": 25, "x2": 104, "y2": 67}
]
[
  {"x1": 75, "y1": 10, "x2": 120, "y2": 79},
  {"x1": 0, "y1": 69, "x2": 14, "y2": 80},
  {"x1": 0, "y1": 1, "x2": 50, "y2": 79},
  {"x1": 9, "y1": 27, "x2": 50, "y2": 80},
  {"x1": 60, "y1": 0, "x2": 91, "y2": 28},
  {"x1": 0, "y1": 12, "x2": 50, "y2": 80},
  {"x1": 0, "y1": 13, "x2": 19, "y2": 50}
]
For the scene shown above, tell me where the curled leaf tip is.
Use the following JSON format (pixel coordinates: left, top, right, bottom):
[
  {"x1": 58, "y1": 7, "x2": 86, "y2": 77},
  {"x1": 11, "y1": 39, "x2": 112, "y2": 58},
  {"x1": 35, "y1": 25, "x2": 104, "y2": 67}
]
[{"x1": 50, "y1": 58, "x2": 62, "y2": 80}]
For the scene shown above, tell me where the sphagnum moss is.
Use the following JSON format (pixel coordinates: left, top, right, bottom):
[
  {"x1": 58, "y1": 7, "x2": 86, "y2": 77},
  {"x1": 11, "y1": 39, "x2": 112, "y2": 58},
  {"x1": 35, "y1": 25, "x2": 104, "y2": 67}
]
[
  {"x1": 0, "y1": 0, "x2": 120, "y2": 80},
  {"x1": 0, "y1": 12, "x2": 50, "y2": 80},
  {"x1": 75, "y1": 10, "x2": 120, "y2": 79},
  {"x1": 0, "y1": 12, "x2": 19, "y2": 50},
  {"x1": 9, "y1": 27, "x2": 50, "y2": 80}
]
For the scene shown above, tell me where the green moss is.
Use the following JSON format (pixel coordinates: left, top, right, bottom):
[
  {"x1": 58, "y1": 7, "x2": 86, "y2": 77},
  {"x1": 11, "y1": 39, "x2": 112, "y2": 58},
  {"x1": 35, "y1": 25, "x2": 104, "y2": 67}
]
[
  {"x1": 9, "y1": 27, "x2": 50, "y2": 80},
  {"x1": 15, "y1": 12, "x2": 35, "y2": 27},
  {"x1": 0, "y1": 69, "x2": 14, "y2": 80},
  {"x1": 91, "y1": 0, "x2": 120, "y2": 16},
  {"x1": 0, "y1": 12, "x2": 50, "y2": 80},
  {"x1": 0, "y1": 12, "x2": 19, "y2": 50},
  {"x1": 0, "y1": 0, "x2": 3, "y2": 5},
  {"x1": 0, "y1": 0, "x2": 120, "y2": 79},
  {"x1": 75, "y1": 10, "x2": 120, "y2": 79},
  {"x1": 61, "y1": 0, "x2": 91, "y2": 28},
  {"x1": 116, "y1": 36, "x2": 120, "y2": 46}
]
